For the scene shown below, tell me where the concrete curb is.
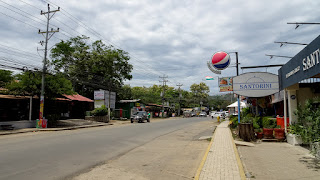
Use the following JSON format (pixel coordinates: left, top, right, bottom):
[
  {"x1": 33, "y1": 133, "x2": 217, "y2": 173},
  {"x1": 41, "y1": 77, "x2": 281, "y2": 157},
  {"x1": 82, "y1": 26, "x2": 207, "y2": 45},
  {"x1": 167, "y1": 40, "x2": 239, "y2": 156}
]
[
  {"x1": 0, "y1": 123, "x2": 111, "y2": 136},
  {"x1": 229, "y1": 129, "x2": 247, "y2": 180}
]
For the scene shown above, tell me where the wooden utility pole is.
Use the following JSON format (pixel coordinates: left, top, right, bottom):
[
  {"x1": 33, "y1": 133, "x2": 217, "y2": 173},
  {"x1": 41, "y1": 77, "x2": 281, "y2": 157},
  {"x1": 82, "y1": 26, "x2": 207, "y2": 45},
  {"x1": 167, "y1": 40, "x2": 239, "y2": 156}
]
[
  {"x1": 159, "y1": 75, "x2": 168, "y2": 118},
  {"x1": 176, "y1": 83, "x2": 183, "y2": 116},
  {"x1": 38, "y1": 4, "x2": 59, "y2": 125}
]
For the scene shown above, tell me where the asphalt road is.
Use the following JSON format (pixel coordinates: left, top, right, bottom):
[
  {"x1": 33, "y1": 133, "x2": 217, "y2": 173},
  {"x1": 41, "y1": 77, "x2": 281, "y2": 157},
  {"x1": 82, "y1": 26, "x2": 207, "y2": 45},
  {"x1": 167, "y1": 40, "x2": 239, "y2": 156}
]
[{"x1": 0, "y1": 117, "x2": 212, "y2": 180}]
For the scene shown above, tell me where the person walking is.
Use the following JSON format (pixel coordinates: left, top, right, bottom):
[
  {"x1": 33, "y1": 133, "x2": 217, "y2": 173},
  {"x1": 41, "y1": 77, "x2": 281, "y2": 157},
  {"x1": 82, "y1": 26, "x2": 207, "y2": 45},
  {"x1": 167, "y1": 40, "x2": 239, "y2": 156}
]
[{"x1": 147, "y1": 112, "x2": 151, "y2": 122}]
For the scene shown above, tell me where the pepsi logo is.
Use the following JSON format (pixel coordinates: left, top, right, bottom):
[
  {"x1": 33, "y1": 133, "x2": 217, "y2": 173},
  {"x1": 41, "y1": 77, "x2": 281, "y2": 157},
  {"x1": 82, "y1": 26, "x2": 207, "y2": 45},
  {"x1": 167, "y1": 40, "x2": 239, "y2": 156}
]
[{"x1": 211, "y1": 51, "x2": 230, "y2": 70}]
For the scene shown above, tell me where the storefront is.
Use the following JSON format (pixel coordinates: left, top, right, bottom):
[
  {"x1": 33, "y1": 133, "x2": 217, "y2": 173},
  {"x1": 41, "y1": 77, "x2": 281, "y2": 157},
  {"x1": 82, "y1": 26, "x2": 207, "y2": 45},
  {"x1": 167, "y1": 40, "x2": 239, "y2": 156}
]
[{"x1": 278, "y1": 35, "x2": 320, "y2": 130}]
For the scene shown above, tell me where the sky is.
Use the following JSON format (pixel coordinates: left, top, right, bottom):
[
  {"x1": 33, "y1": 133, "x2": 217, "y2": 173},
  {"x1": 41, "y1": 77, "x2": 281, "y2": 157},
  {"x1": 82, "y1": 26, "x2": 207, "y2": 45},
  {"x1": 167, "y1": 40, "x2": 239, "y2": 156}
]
[{"x1": 0, "y1": 0, "x2": 319, "y2": 95}]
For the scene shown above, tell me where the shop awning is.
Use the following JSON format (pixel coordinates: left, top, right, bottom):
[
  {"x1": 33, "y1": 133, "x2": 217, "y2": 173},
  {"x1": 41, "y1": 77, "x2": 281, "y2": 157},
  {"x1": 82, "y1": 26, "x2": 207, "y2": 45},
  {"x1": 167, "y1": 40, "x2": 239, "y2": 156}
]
[
  {"x1": 0, "y1": 94, "x2": 32, "y2": 99},
  {"x1": 227, "y1": 101, "x2": 247, "y2": 108},
  {"x1": 62, "y1": 94, "x2": 93, "y2": 102}
]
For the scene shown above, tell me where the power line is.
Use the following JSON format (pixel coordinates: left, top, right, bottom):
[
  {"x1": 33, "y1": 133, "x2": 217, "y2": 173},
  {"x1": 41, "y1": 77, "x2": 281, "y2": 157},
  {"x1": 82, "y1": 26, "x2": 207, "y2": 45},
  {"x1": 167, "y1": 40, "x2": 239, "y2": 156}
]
[
  {"x1": 0, "y1": 11, "x2": 39, "y2": 29},
  {"x1": 38, "y1": 0, "x2": 165, "y2": 78}
]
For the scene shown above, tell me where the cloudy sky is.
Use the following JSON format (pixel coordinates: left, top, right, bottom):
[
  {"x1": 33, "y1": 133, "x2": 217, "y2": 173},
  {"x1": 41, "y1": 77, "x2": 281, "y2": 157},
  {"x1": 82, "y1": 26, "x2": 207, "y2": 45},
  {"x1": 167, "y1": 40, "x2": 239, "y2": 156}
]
[{"x1": 0, "y1": 0, "x2": 319, "y2": 95}]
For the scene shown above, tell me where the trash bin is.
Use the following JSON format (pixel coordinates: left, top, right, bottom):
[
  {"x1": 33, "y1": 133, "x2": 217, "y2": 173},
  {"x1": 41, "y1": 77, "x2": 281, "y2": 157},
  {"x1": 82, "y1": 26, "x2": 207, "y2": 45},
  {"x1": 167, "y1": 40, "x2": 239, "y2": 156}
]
[
  {"x1": 36, "y1": 119, "x2": 47, "y2": 128},
  {"x1": 42, "y1": 119, "x2": 47, "y2": 128},
  {"x1": 36, "y1": 119, "x2": 40, "y2": 128},
  {"x1": 276, "y1": 116, "x2": 289, "y2": 129}
]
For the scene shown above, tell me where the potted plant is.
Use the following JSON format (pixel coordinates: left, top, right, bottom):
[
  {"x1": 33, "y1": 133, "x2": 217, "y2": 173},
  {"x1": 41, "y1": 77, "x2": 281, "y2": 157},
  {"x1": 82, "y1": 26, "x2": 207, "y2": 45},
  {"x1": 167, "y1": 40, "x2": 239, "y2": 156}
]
[
  {"x1": 262, "y1": 117, "x2": 276, "y2": 139},
  {"x1": 274, "y1": 125, "x2": 285, "y2": 140},
  {"x1": 256, "y1": 128, "x2": 263, "y2": 139},
  {"x1": 91, "y1": 105, "x2": 109, "y2": 123},
  {"x1": 286, "y1": 124, "x2": 303, "y2": 145},
  {"x1": 253, "y1": 117, "x2": 263, "y2": 139}
]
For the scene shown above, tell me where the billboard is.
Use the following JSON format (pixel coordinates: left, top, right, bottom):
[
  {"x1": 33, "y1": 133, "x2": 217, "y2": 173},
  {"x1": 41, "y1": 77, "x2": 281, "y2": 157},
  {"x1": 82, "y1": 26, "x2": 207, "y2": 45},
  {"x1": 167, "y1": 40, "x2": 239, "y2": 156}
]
[
  {"x1": 219, "y1": 77, "x2": 233, "y2": 92},
  {"x1": 94, "y1": 90, "x2": 105, "y2": 100}
]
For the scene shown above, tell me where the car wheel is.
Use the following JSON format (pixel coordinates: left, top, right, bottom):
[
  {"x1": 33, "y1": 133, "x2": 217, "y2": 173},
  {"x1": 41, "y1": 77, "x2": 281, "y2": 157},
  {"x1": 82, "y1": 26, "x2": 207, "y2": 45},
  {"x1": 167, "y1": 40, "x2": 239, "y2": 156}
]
[{"x1": 131, "y1": 119, "x2": 133, "y2": 123}]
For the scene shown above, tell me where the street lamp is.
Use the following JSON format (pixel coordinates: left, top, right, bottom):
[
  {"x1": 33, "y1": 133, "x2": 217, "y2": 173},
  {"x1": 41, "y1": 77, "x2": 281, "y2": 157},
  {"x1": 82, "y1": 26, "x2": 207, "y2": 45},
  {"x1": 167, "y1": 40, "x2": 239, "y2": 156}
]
[
  {"x1": 274, "y1": 41, "x2": 308, "y2": 47},
  {"x1": 228, "y1": 52, "x2": 241, "y2": 123},
  {"x1": 287, "y1": 22, "x2": 320, "y2": 29},
  {"x1": 265, "y1": 54, "x2": 293, "y2": 59}
]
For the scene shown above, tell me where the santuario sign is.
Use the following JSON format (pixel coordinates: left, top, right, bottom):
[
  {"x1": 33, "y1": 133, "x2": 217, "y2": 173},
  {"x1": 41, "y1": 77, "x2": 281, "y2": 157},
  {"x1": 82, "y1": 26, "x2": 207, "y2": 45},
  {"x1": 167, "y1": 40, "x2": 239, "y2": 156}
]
[{"x1": 279, "y1": 35, "x2": 320, "y2": 90}]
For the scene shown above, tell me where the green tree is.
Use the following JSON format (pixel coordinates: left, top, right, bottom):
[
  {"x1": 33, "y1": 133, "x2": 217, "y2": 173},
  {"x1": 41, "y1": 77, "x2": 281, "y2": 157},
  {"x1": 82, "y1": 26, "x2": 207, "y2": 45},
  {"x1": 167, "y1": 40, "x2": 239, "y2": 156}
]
[
  {"x1": 50, "y1": 36, "x2": 133, "y2": 98},
  {"x1": 118, "y1": 84, "x2": 133, "y2": 100},
  {"x1": 6, "y1": 71, "x2": 74, "y2": 98},
  {"x1": 190, "y1": 82, "x2": 210, "y2": 106},
  {"x1": 0, "y1": 69, "x2": 13, "y2": 87}
]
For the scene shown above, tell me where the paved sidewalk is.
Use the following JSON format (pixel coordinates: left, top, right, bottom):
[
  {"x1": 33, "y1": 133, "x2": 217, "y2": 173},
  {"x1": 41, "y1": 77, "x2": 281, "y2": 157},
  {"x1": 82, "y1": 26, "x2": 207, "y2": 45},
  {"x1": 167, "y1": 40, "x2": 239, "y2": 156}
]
[
  {"x1": 196, "y1": 120, "x2": 246, "y2": 180},
  {"x1": 0, "y1": 123, "x2": 110, "y2": 136},
  {"x1": 239, "y1": 142, "x2": 320, "y2": 180}
]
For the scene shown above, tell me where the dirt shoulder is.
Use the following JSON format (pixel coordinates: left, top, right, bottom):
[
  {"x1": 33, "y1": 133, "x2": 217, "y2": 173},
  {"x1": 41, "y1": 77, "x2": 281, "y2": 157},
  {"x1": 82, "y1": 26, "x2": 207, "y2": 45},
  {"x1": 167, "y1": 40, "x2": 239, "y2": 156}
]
[{"x1": 73, "y1": 120, "x2": 217, "y2": 180}]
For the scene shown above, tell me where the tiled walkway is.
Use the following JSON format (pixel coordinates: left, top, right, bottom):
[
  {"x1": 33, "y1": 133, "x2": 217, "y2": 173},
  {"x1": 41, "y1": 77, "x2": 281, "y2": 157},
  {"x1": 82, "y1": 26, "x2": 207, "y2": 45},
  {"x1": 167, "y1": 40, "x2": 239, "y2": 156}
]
[{"x1": 198, "y1": 121, "x2": 245, "y2": 180}]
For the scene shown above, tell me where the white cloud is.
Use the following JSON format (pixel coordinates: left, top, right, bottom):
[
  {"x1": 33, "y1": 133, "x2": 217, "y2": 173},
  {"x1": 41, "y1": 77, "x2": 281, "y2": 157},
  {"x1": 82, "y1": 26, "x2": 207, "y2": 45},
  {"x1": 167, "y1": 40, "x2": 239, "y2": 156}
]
[{"x1": 0, "y1": 0, "x2": 319, "y2": 95}]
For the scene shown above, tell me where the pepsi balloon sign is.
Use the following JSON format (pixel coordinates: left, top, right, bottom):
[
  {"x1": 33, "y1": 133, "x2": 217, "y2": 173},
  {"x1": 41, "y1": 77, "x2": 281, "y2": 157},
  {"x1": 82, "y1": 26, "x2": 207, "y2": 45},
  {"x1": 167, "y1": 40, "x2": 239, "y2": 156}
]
[{"x1": 211, "y1": 51, "x2": 230, "y2": 70}]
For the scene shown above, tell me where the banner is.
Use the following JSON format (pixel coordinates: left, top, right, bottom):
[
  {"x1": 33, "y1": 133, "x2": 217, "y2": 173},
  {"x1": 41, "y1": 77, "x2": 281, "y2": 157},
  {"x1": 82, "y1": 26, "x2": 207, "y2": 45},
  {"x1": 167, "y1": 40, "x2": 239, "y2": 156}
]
[{"x1": 219, "y1": 77, "x2": 233, "y2": 92}]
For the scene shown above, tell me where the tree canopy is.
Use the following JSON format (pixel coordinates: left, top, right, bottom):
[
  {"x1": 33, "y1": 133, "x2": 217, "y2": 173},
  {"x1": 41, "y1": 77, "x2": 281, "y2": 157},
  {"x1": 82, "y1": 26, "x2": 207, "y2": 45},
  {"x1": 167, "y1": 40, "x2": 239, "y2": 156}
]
[
  {"x1": 50, "y1": 36, "x2": 133, "y2": 98},
  {"x1": 0, "y1": 69, "x2": 13, "y2": 87},
  {"x1": 5, "y1": 71, "x2": 74, "y2": 98}
]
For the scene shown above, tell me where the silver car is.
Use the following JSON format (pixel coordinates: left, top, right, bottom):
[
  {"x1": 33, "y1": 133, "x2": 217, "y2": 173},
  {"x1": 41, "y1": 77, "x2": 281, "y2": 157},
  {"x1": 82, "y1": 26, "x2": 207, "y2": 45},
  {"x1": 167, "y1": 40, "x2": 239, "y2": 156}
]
[
  {"x1": 131, "y1": 111, "x2": 150, "y2": 123},
  {"x1": 199, "y1": 112, "x2": 207, "y2": 117}
]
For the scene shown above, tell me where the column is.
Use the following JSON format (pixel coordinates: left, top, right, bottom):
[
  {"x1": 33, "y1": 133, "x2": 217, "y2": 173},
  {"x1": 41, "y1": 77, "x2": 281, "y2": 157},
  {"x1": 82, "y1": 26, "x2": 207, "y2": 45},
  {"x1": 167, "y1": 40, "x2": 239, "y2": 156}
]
[{"x1": 287, "y1": 90, "x2": 298, "y2": 124}]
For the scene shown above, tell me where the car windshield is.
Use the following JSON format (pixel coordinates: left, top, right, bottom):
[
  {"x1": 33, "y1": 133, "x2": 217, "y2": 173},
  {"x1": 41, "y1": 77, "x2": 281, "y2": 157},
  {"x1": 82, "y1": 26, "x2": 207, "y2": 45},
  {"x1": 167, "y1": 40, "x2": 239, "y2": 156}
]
[{"x1": 134, "y1": 112, "x2": 145, "y2": 116}]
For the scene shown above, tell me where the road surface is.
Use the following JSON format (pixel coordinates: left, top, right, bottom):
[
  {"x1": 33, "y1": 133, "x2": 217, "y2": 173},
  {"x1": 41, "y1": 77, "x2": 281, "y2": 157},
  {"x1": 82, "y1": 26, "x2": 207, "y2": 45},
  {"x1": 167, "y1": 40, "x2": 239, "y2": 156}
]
[{"x1": 0, "y1": 117, "x2": 215, "y2": 180}]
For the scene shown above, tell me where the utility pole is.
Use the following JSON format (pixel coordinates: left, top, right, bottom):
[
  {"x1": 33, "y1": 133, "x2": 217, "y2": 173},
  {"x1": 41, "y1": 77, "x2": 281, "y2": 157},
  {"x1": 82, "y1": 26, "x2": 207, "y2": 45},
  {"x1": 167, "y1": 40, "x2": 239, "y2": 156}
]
[
  {"x1": 176, "y1": 83, "x2": 183, "y2": 116},
  {"x1": 235, "y1": 52, "x2": 241, "y2": 123},
  {"x1": 38, "y1": 4, "x2": 59, "y2": 125},
  {"x1": 159, "y1": 75, "x2": 168, "y2": 118}
]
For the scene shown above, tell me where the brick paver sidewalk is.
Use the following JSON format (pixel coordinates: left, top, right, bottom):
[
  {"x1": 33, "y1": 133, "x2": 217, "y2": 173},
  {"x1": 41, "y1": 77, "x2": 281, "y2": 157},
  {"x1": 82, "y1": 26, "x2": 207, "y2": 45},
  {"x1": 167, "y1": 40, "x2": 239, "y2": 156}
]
[{"x1": 197, "y1": 120, "x2": 245, "y2": 180}]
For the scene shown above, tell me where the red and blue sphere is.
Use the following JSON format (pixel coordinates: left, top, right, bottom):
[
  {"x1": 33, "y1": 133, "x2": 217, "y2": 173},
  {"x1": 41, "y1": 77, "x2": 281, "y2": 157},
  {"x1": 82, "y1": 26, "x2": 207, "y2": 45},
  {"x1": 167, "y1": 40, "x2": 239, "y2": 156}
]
[{"x1": 211, "y1": 51, "x2": 230, "y2": 70}]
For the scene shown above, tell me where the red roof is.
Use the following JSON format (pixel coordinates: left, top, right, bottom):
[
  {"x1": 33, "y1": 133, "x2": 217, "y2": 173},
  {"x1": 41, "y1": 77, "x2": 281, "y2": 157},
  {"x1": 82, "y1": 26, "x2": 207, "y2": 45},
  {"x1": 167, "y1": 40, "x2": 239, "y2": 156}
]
[{"x1": 62, "y1": 94, "x2": 93, "y2": 102}]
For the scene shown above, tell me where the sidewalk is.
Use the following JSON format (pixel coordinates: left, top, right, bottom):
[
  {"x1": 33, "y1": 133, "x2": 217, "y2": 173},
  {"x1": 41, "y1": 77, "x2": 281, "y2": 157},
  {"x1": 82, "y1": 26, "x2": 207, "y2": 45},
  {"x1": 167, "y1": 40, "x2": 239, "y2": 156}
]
[
  {"x1": 196, "y1": 120, "x2": 246, "y2": 180},
  {"x1": 0, "y1": 123, "x2": 110, "y2": 136},
  {"x1": 238, "y1": 142, "x2": 320, "y2": 180}
]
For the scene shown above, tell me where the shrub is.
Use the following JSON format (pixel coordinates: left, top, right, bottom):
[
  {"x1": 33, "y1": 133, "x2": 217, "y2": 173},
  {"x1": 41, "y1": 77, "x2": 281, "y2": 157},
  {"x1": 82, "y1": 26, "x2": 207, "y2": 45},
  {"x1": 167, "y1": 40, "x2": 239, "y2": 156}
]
[
  {"x1": 294, "y1": 97, "x2": 320, "y2": 143},
  {"x1": 242, "y1": 116, "x2": 253, "y2": 123},
  {"x1": 241, "y1": 107, "x2": 250, "y2": 118},
  {"x1": 229, "y1": 115, "x2": 238, "y2": 128},
  {"x1": 46, "y1": 114, "x2": 61, "y2": 128},
  {"x1": 91, "y1": 105, "x2": 108, "y2": 116},
  {"x1": 253, "y1": 116, "x2": 262, "y2": 129},
  {"x1": 262, "y1": 116, "x2": 276, "y2": 129}
]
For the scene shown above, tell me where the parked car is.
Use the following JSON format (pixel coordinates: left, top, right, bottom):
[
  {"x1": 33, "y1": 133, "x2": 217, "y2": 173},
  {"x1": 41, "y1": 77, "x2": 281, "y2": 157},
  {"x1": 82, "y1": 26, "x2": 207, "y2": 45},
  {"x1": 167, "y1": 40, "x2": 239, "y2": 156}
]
[
  {"x1": 210, "y1": 112, "x2": 225, "y2": 119},
  {"x1": 199, "y1": 111, "x2": 207, "y2": 117},
  {"x1": 131, "y1": 111, "x2": 150, "y2": 123},
  {"x1": 183, "y1": 111, "x2": 191, "y2": 118},
  {"x1": 190, "y1": 112, "x2": 197, "y2": 117}
]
